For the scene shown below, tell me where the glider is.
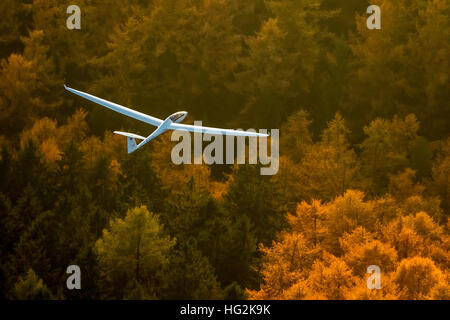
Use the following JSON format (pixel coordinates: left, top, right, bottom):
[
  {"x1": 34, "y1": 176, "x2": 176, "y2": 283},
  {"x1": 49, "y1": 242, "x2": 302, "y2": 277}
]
[{"x1": 64, "y1": 85, "x2": 268, "y2": 153}]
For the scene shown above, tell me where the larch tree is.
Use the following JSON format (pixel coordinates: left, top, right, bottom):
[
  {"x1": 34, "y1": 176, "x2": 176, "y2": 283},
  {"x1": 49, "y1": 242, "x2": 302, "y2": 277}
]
[
  {"x1": 394, "y1": 256, "x2": 447, "y2": 299},
  {"x1": 346, "y1": 0, "x2": 449, "y2": 139},
  {"x1": 95, "y1": 206, "x2": 175, "y2": 299},
  {"x1": 11, "y1": 269, "x2": 53, "y2": 300}
]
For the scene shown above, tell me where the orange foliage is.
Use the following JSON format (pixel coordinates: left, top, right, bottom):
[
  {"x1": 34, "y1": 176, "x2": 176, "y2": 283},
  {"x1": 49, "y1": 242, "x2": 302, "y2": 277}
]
[{"x1": 249, "y1": 191, "x2": 450, "y2": 300}]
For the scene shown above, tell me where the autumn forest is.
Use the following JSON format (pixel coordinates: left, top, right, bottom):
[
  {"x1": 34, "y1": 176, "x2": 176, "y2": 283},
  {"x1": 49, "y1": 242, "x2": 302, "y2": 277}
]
[{"x1": 0, "y1": 0, "x2": 449, "y2": 300}]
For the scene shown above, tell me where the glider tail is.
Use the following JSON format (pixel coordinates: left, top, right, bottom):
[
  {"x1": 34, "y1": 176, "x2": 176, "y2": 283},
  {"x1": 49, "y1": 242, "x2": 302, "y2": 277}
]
[
  {"x1": 113, "y1": 125, "x2": 168, "y2": 154},
  {"x1": 127, "y1": 137, "x2": 138, "y2": 154},
  {"x1": 113, "y1": 131, "x2": 146, "y2": 154}
]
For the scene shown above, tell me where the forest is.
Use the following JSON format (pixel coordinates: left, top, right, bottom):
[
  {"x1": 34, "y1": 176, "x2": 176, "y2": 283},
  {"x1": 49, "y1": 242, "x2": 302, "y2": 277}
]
[{"x1": 0, "y1": 0, "x2": 449, "y2": 299}]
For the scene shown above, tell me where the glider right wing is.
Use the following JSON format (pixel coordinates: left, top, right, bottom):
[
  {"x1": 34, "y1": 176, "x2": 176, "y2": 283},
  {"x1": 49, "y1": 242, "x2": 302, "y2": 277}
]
[{"x1": 169, "y1": 123, "x2": 269, "y2": 137}]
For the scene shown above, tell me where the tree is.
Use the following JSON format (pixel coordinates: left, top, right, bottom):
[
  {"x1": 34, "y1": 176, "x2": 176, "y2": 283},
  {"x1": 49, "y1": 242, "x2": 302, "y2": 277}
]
[
  {"x1": 401, "y1": 195, "x2": 443, "y2": 222},
  {"x1": 247, "y1": 233, "x2": 320, "y2": 299},
  {"x1": 271, "y1": 156, "x2": 303, "y2": 210},
  {"x1": 404, "y1": 211, "x2": 443, "y2": 242},
  {"x1": 214, "y1": 214, "x2": 259, "y2": 289},
  {"x1": 11, "y1": 269, "x2": 53, "y2": 300},
  {"x1": 120, "y1": 148, "x2": 165, "y2": 212},
  {"x1": 10, "y1": 210, "x2": 60, "y2": 291},
  {"x1": 0, "y1": 1, "x2": 30, "y2": 58},
  {"x1": 394, "y1": 256, "x2": 446, "y2": 299},
  {"x1": 163, "y1": 243, "x2": 223, "y2": 299},
  {"x1": 430, "y1": 138, "x2": 450, "y2": 214},
  {"x1": 149, "y1": 133, "x2": 214, "y2": 197},
  {"x1": 21, "y1": 29, "x2": 61, "y2": 113},
  {"x1": 323, "y1": 190, "x2": 377, "y2": 254},
  {"x1": 409, "y1": 136, "x2": 433, "y2": 178},
  {"x1": 360, "y1": 115, "x2": 422, "y2": 195},
  {"x1": 342, "y1": 239, "x2": 398, "y2": 277},
  {"x1": 298, "y1": 113, "x2": 362, "y2": 200},
  {"x1": 388, "y1": 168, "x2": 425, "y2": 201},
  {"x1": 304, "y1": 254, "x2": 357, "y2": 300},
  {"x1": 95, "y1": 206, "x2": 175, "y2": 299},
  {"x1": 0, "y1": 54, "x2": 39, "y2": 137},
  {"x1": 346, "y1": 0, "x2": 449, "y2": 139},
  {"x1": 224, "y1": 164, "x2": 285, "y2": 246},
  {"x1": 288, "y1": 200, "x2": 326, "y2": 247},
  {"x1": 381, "y1": 218, "x2": 425, "y2": 259},
  {"x1": 233, "y1": 0, "x2": 333, "y2": 127},
  {"x1": 344, "y1": 274, "x2": 399, "y2": 300},
  {"x1": 279, "y1": 109, "x2": 312, "y2": 163}
]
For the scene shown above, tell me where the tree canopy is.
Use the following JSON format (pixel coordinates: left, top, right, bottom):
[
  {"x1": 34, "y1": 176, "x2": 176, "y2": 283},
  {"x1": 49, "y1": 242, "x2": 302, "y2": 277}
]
[{"x1": 0, "y1": 0, "x2": 448, "y2": 300}]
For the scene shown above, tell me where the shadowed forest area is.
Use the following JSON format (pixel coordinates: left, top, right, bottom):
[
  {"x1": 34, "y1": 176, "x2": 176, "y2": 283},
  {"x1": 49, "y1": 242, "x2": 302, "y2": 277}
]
[{"x1": 0, "y1": 0, "x2": 449, "y2": 299}]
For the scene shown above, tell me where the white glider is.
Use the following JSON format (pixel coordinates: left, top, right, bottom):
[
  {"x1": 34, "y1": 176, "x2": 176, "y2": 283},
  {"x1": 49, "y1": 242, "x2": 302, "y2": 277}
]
[{"x1": 64, "y1": 85, "x2": 268, "y2": 153}]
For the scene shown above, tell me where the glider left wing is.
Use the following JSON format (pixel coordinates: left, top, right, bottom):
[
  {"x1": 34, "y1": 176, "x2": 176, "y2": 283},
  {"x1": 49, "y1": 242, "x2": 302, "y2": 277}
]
[{"x1": 64, "y1": 85, "x2": 163, "y2": 127}]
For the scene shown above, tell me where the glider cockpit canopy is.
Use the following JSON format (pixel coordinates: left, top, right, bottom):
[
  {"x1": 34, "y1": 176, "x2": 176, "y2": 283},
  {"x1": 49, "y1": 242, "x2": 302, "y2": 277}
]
[{"x1": 168, "y1": 111, "x2": 188, "y2": 123}]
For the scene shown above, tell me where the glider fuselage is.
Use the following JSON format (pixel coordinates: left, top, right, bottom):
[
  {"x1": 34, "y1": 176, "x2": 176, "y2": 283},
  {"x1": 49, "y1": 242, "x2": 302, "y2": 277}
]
[{"x1": 135, "y1": 111, "x2": 188, "y2": 150}]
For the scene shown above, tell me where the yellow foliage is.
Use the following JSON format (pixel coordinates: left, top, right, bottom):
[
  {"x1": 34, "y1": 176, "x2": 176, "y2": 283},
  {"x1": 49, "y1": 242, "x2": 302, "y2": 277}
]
[
  {"x1": 248, "y1": 233, "x2": 320, "y2": 300},
  {"x1": 150, "y1": 133, "x2": 213, "y2": 195},
  {"x1": 343, "y1": 239, "x2": 398, "y2": 276},
  {"x1": 401, "y1": 195, "x2": 443, "y2": 221},
  {"x1": 304, "y1": 254, "x2": 357, "y2": 300},
  {"x1": 382, "y1": 218, "x2": 425, "y2": 259},
  {"x1": 404, "y1": 211, "x2": 443, "y2": 241},
  {"x1": 59, "y1": 109, "x2": 89, "y2": 145},
  {"x1": 388, "y1": 168, "x2": 425, "y2": 201},
  {"x1": 394, "y1": 256, "x2": 446, "y2": 299},
  {"x1": 20, "y1": 117, "x2": 58, "y2": 151},
  {"x1": 344, "y1": 274, "x2": 399, "y2": 300},
  {"x1": 251, "y1": 190, "x2": 449, "y2": 300},
  {"x1": 323, "y1": 190, "x2": 376, "y2": 254},
  {"x1": 39, "y1": 138, "x2": 62, "y2": 166},
  {"x1": 287, "y1": 199, "x2": 326, "y2": 247}
]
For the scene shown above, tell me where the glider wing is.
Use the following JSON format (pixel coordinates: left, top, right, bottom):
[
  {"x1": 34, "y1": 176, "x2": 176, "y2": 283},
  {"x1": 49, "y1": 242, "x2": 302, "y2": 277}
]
[
  {"x1": 64, "y1": 85, "x2": 163, "y2": 127},
  {"x1": 169, "y1": 123, "x2": 269, "y2": 137}
]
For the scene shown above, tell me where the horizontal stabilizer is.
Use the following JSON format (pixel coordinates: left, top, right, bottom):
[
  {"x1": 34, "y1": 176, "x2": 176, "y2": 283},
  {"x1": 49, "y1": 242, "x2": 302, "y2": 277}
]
[
  {"x1": 113, "y1": 131, "x2": 146, "y2": 140},
  {"x1": 113, "y1": 131, "x2": 146, "y2": 154}
]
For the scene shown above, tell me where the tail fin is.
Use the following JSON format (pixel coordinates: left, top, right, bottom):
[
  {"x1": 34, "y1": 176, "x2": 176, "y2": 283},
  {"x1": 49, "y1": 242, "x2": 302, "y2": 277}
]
[
  {"x1": 127, "y1": 137, "x2": 138, "y2": 154},
  {"x1": 113, "y1": 131, "x2": 146, "y2": 154}
]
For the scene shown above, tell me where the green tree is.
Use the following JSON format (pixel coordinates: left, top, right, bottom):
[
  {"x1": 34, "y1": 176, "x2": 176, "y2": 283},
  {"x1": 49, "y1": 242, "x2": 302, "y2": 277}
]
[
  {"x1": 95, "y1": 206, "x2": 175, "y2": 299},
  {"x1": 163, "y1": 243, "x2": 223, "y2": 299},
  {"x1": 224, "y1": 165, "x2": 285, "y2": 246}
]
